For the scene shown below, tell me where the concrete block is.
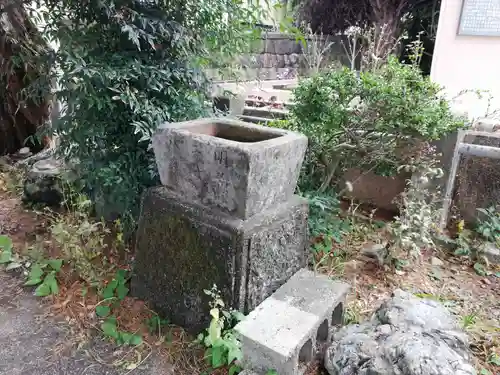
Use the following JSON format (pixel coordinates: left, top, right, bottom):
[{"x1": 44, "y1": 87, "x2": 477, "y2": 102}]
[
  {"x1": 131, "y1": 187, "x2": 309, "y2": 333},
  {"x1": 152, "y1": 118, "x2": 307, "y2": 219},
  {"x1": 235, "y1": 269, "x2": 350, "y2": 375}
]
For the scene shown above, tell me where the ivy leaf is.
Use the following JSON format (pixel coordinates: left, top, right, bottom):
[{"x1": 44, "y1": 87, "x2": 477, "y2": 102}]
[{"x1": 95, "y1": 305, "x2": 111, "y2": 317}]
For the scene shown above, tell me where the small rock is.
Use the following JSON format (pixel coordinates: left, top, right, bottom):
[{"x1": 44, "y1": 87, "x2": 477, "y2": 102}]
[
  {"x1": 431, "y1": 256, "x2": 444, "y2": 266},
  {"x1": 479, "y1": 242, "x2": 500, "y2": 264},
  {"x1": 482, "y1": 278, "x2": 491, "y2": 285},
  {"x1": 23, "y1": 157, "x2": 65, "y2": 206},
  {"x1": 17, "y1": 147, "x2": 31, "y2": 158},
  {"x1": 361, "y1": 242, "x2": 388, "y2": 265}
]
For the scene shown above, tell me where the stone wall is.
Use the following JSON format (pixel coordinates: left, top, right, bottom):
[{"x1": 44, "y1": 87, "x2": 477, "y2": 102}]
[{"x1": 207, "y1": 32, "x2": 348, "y2": 82}]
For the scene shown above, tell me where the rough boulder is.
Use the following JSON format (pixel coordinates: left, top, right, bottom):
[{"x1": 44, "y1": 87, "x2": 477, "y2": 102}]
[{"x1": 325, "y1": 289, "x2": 476, "y2": 375}]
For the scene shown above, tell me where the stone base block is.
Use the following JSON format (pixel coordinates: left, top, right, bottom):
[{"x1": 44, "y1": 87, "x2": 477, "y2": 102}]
[
  {"x1": 234, "y1": 269, "x2": 350, "y2": 375},
  {"x1": 131, "y1": 187, "x2": 308, "y2": 333}
]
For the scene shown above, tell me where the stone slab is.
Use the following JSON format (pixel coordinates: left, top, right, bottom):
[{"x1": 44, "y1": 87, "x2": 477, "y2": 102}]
[
  {"x1": 235, "y1": 269, "x2": 350, "y2": 375},
  {"x1": 152, "y1": 118, "x2": 307, "y2": 219},
  {"x1": 131, "y1": 187, "x2": 309, "y2": 333}
]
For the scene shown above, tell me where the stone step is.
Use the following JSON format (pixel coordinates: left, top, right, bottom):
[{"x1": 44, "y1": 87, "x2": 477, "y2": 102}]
[{"x1": 234, "y1": 269, "x2": 350, "y2": 375}]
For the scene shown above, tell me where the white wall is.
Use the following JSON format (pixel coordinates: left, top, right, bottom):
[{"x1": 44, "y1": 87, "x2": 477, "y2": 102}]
[{"x1": 431, "y1": 0, "x2": 500, "y2": 120}]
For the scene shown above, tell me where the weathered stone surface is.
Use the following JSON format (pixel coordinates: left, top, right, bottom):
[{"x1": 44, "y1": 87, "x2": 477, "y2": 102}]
[
  {"x1": 325, "y1": 289, "x2": 476, "y2": 375},
  {"x1": 152, "y1": 118, "x2": 307, "y2": 219},
  {"x1": 131, "y1": 187, "x2": 309, "y2": 333},
  {"x1": 342, "y1": 168, "x2": 408, "y2": 212},
  {"x1": 235, "y1": 269, "x2": 349, "y2": 375},
  {"x1": 23, "y1": 158, "x2": 64, "y2": 206},
  {"x1": 479, "y1": 242, "x2": 500, "y2": 264}
]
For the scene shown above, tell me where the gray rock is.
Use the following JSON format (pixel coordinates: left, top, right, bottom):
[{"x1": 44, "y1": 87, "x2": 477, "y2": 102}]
[
  {"x1": 361, "y1": 242, "x2": 388, "y2": 265},
  {"x1": 23, "y1": 158, "x2": 64, "y2": 206},
  {"x1": 17, "y1": 147, "x2": 32, "y2": 158},
  {"x1": 479, "y1": 242, "x2": 500, "y2": 264},
  {"x1": 431, "y1": 256, "x2": 444, "y2": 266},
  {"x1": 325, "y1": 289, "x2": 476, "y2": 375}
]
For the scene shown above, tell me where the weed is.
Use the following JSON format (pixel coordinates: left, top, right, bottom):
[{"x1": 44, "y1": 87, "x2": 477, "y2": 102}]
[
  {"x1": 197, "y1": 285, "x2": 245, "y2": 374},
  {"x1": 488, "y1": 352, "x2": 500, "y2": 366},
  {"x1": 24, "y1": 259, "x2": 63, "y2": 296},
  {"x1": 477, "y1": 206, "x2": 500, "y2": 245},
  {"x1": 1, "y1": 234, "x2": 63, "y2": 296},
  {"x1": 462, "y1": 313, "x2": 477, "y2": 329},
  {"x1": 97, "y1": 269, "x2": 143, "y2": 346}
]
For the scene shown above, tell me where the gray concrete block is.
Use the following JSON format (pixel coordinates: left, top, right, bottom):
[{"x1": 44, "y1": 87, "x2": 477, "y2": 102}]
[
  {"x1": 152, "y1": 118, "x2": 307, "y2": 219},
  {"x1": 235, "y1": 269, "x2": 350, "y2": 375},
  {"x1": 131, "y1": 187, "x2": 309, "y2": 333}
]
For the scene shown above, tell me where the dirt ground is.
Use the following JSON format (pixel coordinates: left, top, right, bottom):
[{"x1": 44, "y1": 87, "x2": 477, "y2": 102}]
[{"x1": 0, "y1": 170, "x2": 499, "y2": 375}]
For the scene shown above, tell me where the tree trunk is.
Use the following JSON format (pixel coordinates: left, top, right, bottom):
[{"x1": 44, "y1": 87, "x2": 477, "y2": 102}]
[{"x1": 0, "y1": 0, "x2": 50, "y2": 155}]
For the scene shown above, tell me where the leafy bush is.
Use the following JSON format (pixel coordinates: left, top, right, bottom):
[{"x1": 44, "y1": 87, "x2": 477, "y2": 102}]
[
  {"x1": 476, "y1": 206, "x2": 500, "y2": 245},
  {"x1": 35, "y1": 0, "x2": 267, "y2": 230},
  {"x1": 282, "y1": 57, "x2": 465, "y2": 191}
]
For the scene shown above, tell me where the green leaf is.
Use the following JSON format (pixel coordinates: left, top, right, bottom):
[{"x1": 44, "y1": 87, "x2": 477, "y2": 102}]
[
  {"x1": 474, "y1": 262, "x2": 488, "y2": 276},
  {"x1": 46, "y1": 259, "x2": 63, "y2": 272},
  {"x1": 480, "y1": 369, "x2": 491, "y2": 375},
  {"x1": 102, "y1": 280, "x2": 118, "y2": 299},
  {"x1": 26, "y1": 263, "x2": 44, "y2": 282},
  {"x1": 129, "y1": 334, "x2": 143, "y2": 346},
  {"x1": 229, "y1": 365, "x2": 242, "y2": 375},
  {"x1": 0, "y1": 249, "x2": 12, "y2": 264},
  {"x1": 488, "y1": 353, "x2": 500, "y2": 366},
  {"x1": 116, "y1": 284, "x2": 129, "y2": 300},
  {"x1": 25, "y1": 278, "x2": 43, "y2": 286},
  {"x1": 101, "y1": 318, "x2": 119, "y2": 339},
  {"x1": 266, "y1": 370, "x2": 278, "y2": 375},
  {"x1": 96, "y1": 305, "x2": 111, "y2": 317},
  {"x1": 35, "y1": 282, "x2": 51, "y2": 297},
  {"x1": 211, "y1": 345, "x2": 224, "y2": 368},
  {"x1": 120, "y1": 331, "x2": 133, "y2": 345},
  {"x1": 42, "y1": 271, "x2": 59, "y2": 295},
  {"x1": 0, "y1": 235, "x2": 13, "y2": 252},
  {"x1": 227, "y1": 347, "x2": 242, "y2": 365}
]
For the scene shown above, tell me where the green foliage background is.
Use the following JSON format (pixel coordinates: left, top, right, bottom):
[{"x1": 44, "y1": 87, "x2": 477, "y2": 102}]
[{"x1": 33, "y1": 0, "x2": 267, "y2": 230}]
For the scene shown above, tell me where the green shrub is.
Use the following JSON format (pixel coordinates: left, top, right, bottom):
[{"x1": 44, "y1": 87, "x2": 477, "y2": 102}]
[
  {"x1": 282, "y1": 57, "x2": 466, "y2": 191},
  {"x1": 37, "y1": 0, "x2": 268, "y2": 231}
]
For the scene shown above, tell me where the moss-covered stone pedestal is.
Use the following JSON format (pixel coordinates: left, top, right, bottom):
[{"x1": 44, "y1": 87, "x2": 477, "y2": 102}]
[{"x1": 131, "y1": 187, "x2": 308, "y2": 332}]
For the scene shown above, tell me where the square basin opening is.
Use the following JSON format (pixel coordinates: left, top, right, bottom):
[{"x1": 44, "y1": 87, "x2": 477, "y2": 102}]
[{"x1": 188, "y1": 122, "x2": 283, "y2": 143}]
